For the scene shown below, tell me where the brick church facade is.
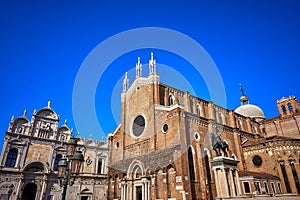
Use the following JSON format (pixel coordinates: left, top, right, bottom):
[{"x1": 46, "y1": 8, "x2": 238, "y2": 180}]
[
  {"x1": 107, "y1": 53, "x2": 300, "y2": 200},
  {"x1": 0, "y1": 53, "x2": 299, "y2": 200}
]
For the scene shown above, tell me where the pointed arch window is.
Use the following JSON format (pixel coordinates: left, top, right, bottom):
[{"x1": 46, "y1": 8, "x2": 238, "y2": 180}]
[
  {"x1": 188, "y1": 147, "x2": 195, "y2": 181},
  {"x1": 5, "y1": 148, "x2": 18, "y2": 167},
  {"x1": 204, "y1": 152, "x2": 211, "y2": 184},
  {"x1": 281, "y1": 105, "x2": 287, "y2": 114},
  {"x1": 287, "y1": 103, "x2": 293, "y2": 113},
  {"x1": 196, "y1": 104, "x2": 201, "y2": 116},
  {"x1": 238, "y1": 120, "x2": 243, "y2": 130},
  {"x1": 280, "y1": 162, "x2": 291, "y2": 193},
  {"x1": 219, "y1": 112, "x2": 224, "y2": 124},
  {"x1": 53, "y1": 154, "x2": 62, "y2": 171},
  {"x1": 168, "y1": 95, "x2": 174, "y2": 105},
  {"x1": 290, "y1": 162, "x2": 300, "y2": 194}
]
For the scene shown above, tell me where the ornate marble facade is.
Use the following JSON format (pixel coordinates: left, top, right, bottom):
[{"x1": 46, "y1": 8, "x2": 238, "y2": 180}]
[{"x1": 0, "y1": 102, "x2": 108, "y2": 200}]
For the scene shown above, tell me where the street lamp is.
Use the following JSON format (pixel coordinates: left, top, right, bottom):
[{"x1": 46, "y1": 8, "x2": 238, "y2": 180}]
[{"x1": 58, "y1": 136, "x2": 84, "y2": 200}]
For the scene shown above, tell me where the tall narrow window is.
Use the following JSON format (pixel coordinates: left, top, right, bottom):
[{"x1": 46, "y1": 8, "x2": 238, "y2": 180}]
[
  {"x1": 290, "y1": 162, "x2": 300, "y2": 194},
  {"x1": 277, "y1": 182, "x2": 282, "y2": 193},
  {"x1": 188, "y1": 147, "x2": 195, "y2": 181},
  {"x1": 204, "y1": 154, "x2": 211, "y2": 183},
  {"x1": 281, "y1": 105, "x2": 287, "y2": 114},
  {"x1": 271, "y1": 182, "x2": 276, "y2": 194},
  {"x1": 238, "y1": 120, "x2": 243, "y2": 130},
  {"x1": 5, "y1": 148, "x2": 18, "y2": 167},
  {"x1": 219, "y1": 113, "x2": 224, "y2": 124},
  {"x1": 287, "y1": 103, "x2": 293, "y2": 113},
  {"x1": 97, "y1": 159, "x2": 103, "y2": 174},
  {"x1": 168, "y1": 95, "x2": 174, "y2": 105},
  {"x1": 53, "y1": 154, "x2": 62, "y2": 171},
  {"x1": 188, "y1": 147, "x2": 196, "y2": 200},
  {"x1": 280, "y1": 162, "x2": 291, "y2": 193},
  {"x1": 254, "y1": 182, "x2": 261, "y2": 194},
  {"x1": 264, "y1": 182, "x2": 269, "y2": 194},
  {"x1": 196, "y1": 104, "x2": 201, "y2": 116},
  {"x1": 243, "y1": 182, "x2": 251, "y2": 193}
]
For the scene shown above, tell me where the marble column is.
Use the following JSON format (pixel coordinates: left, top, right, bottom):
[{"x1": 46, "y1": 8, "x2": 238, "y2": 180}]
[
  {"x1": 16, "y1": 174, "x2": 24, "y2": 200},
  {"x1": 213, "y1": 169, "x2": 220, "y2": 198},
  {"x1": 40, "y1": 175, "x2": 47, "y2": 200},
  {"x1": 229, "y1": 169, "x2": 236, "y2": 196},
  {"x1": 235, "y1": 170, "x2": 242, "y2": 196},
  {"x1": 221, "y1": 168, "x2": 229, "y2": 197}
]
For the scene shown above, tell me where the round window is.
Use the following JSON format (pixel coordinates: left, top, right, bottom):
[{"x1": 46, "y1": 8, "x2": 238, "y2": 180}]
[
  {"x1": 194, "y1": 132, "x2": 200, "y2": 141},
  {"x1": 252, "y1": 155, "x2": 262, "y2": 167},
  {"x1": 132, "y1": 115, "x2": 145, "y2": 137},
  {"x1": 162, "y1": 124, "x2": 169, "y2": 133}
]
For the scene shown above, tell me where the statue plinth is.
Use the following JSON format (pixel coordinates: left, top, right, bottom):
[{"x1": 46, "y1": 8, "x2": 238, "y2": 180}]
[{"x1": 211, "y1": 156, "x2": 241, "y2": 199}]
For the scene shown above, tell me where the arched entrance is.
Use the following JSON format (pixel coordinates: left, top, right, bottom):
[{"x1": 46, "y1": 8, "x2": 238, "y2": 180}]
[
  {"x1": 120, "y1": 160, "x2": 150, "y2": 200},
  {"x1": 22, "y1": 183, "x2": 37, "y2": 200}
]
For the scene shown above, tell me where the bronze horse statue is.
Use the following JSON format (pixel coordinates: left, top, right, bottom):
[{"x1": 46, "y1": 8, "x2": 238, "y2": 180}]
[{"x1": 210, "y1": 130, "x2": 229, "y2": 157}]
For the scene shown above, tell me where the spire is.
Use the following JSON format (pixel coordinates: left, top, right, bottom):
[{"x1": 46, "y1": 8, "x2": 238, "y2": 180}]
[
  {"x1": 64, "y1": 119, "x2": 68, "y2": 125},
  {"x1": 123, "y1": 72, "x2": 129, "y2": 92},
  {"x1": 23, "y1": 109, "x2": 27, "y2": 117},
  {"x1": 239, "y1": 84, "x2": 249, "y2": 105},
  {"x1": 11, "y1": 115, "x2": 14, "y2": 122},
  {"x1": 149, "y1": 52, "x2": 156, "y2": 75},
  {"x1": 47, "y1": 100, "x2": 51, "y2": 108},
  {"x1": 136, "y1": 56, "x2": 142, "y2": 78}
]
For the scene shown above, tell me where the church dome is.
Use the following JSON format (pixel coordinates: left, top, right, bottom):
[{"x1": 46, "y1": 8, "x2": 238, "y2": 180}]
[
  {"x1": 235, "y1": 84, "x2": 265, "y2": 119},
  {"x1": 235, "y1": 104, "x2": 265, "y2": 119}
]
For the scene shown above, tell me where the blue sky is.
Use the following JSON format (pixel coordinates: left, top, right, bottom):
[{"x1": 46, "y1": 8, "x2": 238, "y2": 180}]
[{"x1": 0, "y1": 0, "x2": 300, "y2": 150}]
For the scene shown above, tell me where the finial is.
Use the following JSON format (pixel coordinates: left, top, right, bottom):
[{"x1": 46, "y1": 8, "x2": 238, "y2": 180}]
[
  {"x1": 23, "y1": 109, "x2": 27, "y2": 117},
  {"x1": 149, "y1": 52, "x2": 156, "y2": 75},
  {"x1": 47, "y1": 100, "x2": 51, "y2": 108},
  {"x1": 101, "y1": 136, "x2": 105, "y2": 142},
  {"x1": 136, "y1": 56, "x2": 142, "y2": 77},
  {"x1": 76, "y1": 131, "x2": 80, "y2": 138},
  {"x1": 89, "y1": 134, "x2": 93, "y2": 139},
  {"x1": 239, "y1": 84, "x2": 249, "y2": 105},
  {"x1": 239, "y1": 84, "x2": 245, "y2": 95},
  {"x1": 33, "y1": 109, "x2": 36, "y2": 114},
  {"x1": 123, "y1": 72, "x2": 129, "y2": 92},
  {"x1": 11, "y1": 115, "x2": 14, "y2": 122},
  {"x1": 64, "y1": 119, "x2": 67, "y2": 125}
]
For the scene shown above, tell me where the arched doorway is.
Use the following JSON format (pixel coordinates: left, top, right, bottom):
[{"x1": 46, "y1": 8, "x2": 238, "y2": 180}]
[{"x1": 22, "y1": 183, "x2": 37, "y2": 200}]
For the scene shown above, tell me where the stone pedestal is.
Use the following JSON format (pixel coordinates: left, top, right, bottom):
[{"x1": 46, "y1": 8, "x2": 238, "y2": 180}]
[{"x1": 211, "y1": 156, "x2": 241, "y2": 199}]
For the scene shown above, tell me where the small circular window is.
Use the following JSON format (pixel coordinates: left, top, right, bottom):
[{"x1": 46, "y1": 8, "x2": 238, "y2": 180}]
[
  {"x1": 132, "y1": 115, "x2": 145, "y2": 137},
  {"x1": 252, "y1": 155, "x2": 262, "y2": 167},
  {"x1": 162, "y1": 124, "x2": 169, "y2": 133}
]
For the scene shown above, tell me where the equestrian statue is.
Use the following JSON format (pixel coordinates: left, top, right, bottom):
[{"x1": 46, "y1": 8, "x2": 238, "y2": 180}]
[{"x1": 210, "y1": 129, "x2": 229, "y2": 157}]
